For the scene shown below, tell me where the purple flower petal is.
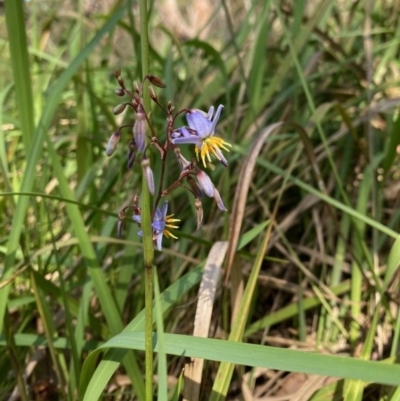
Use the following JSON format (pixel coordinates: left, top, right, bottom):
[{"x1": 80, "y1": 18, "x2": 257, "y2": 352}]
[
  {"x1": 156, "y1": 232, "x2": 163, "y2": 251},
  {"x1": 152, "y1": 220, "x2": 165, "y2": 231},
  {"x1": 133, "y1": 215, "x2": 142, "y2": 223},
  {"x1": 207, "y1": 106, "x2": 214, "y2": 119},
  {"x1": 161, "y1": 201, "x2": 169, "y2": 219},
  {"x1": 187, "y1": 110, "x2": 212, "y2": 138},
  {"x1": 196, "y1": 170, "x2": 214, "y2": 197},
  {"x1": 210, "y1": 104, "x2": 223, "y2": 134},
  {"x1": 214, "y1": 187, "x2": 227, "y2": 211},
  {"x1": 172, "y1": 136, "x2": 203, "y2": 147},
  {"x1": 172, "y1": 127, "x2": 197, "y2": 139},
  {"x1": 154, "y1": 207, "x2": 162, "y2": 220}
]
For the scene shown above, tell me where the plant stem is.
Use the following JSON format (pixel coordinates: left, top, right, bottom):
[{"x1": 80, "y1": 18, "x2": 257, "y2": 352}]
[
  {"x1": 144, "y1": 265, "x2": 154, "y2": 399},
  {"x1": 138, "y1": 0, "x2": 154, "y2": 399}
]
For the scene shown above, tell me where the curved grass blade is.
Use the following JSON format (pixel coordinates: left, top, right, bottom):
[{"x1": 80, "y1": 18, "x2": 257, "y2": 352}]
[{"x1": 82, "y1": 332, "x2": 400, "y2": 387}]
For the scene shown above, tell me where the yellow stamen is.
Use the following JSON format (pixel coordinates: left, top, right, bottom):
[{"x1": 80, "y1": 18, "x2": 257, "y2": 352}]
[
  {"x1": 166, "y1": 215, "x2": 180, "y2": 230},
  {"x1": 163, "y1": 230, "x2": 178, "y2": 239},
  {"x1": 195, "y1": 136, "x2": 232, "y2": 168}
]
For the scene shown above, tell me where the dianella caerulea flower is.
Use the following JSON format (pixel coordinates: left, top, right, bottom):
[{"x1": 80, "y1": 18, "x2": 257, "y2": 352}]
[
  {"x1": 172, "y1": 105, "x2": 231, "y2": 168},
  {"x1": 133, "y1": 201, "x2": 180, "y2": 251}
]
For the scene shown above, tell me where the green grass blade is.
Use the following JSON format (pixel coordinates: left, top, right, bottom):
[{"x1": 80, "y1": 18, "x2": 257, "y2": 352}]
[
  {"x1": 85, "y1": 332, "x2": 400, "y2": 387},
  {"x1": 154, "y1": 269, "x2": 168, "y2": 401},
  {"x1": 4, "y1": 0, "x2": 34, "y2": 150}
]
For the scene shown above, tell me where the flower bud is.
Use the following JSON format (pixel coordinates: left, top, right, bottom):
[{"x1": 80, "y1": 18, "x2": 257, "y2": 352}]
[
  {"x1": 133, "y1": 110, "x2": 146, "y2": 152},
  {"x1": 214, "y1": 187, "x2": 227, "y2": 211},
  {"x1": 105, "y1": 131, "x2": 121, "y2": 156},
  {"x1": 141, "y1": 157, "x2": 155, "y2": 195},
  {"x1": 115, "y1": 88, "x2": 124, "y2": 96},
  {"x1": 149, "y1": 85, "x2": 157, "y2": 101},
  {"x1": 113, "y1": 103, "x2": 126, "y2": 115},
  {"x1": 117, "y1": 220, "x2": 123, "y2": 238},
  {"x1": 148, "y1": 75, "x2": 166, "y2": 88},
  {"x1": 127, "y1": 141, "x2": 136, "y2": 169},
  {"x1": 134, "y1": 81, "x2": 140, "y2": 94},
  {"x1": 195, "y1": 198, "x2": 203, "y2": 230},
  {"x1": 114, "y1": 67, "x2": 121, "y2": 78},
  {"x1": 187, "y1": 176, "x2": 204, "y2": 198},
  {"x1": 196, "y1": 170, "x2": 214, "y2": 197}
]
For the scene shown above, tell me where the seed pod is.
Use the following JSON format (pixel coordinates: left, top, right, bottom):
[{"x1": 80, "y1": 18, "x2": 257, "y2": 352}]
[
  {"x1": 141, "y1": 157, "x2": 155, "y2": 195},
  {"x1": 105, "y1": 131, "x2": 121, "y2": 156},
  {"x1": 195, "y1": 198, "x2": 203, "y2": 230},
  {"x1": 113, "y1": 103, "x2": 126, "y2": 115},
  {"x1": 148, "y1": 75, "x2": 166, "y2": 88}
]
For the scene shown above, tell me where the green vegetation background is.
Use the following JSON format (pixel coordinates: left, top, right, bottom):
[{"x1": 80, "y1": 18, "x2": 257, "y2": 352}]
[{"x1": 1, "y1": 0, "x2": 400, "y2": 400}]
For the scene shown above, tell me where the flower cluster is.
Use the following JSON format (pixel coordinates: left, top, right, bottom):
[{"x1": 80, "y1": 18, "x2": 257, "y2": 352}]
[{"x1": 106, "y1": 70, "x2": 231, "y2": 251}]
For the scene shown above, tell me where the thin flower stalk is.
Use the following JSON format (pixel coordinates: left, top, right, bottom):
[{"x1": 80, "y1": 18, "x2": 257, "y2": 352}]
[{"x1": 106, "y1": 59, "x2": 232, "y2": 399}]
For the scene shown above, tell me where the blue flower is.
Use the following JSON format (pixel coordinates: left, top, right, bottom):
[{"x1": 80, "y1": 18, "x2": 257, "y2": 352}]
[
  {"x1": 133, "y1": 201, "x2": 180, "y2": 251},
  {"x1": 172, "y1": 105, "x2": 231, "y2": 168}
]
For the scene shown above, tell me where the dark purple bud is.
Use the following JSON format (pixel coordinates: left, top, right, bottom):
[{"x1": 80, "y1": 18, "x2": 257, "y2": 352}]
[
  {"x1": 141, "y1": 158, "x2": 155, "y2": 195},
  {"x1": 113, "y1": 103, "x2": 127, "y2": 115},
  {"x1": 195, "y1": 198, "x2": 203, "y2": 230},
  {"x1": 117, "y1": 220, "x2": 123, "y2": 238},
  {"x1": 127, "y1": 138, "x2": 136, "y2": 169},
  {"x1": 148, "y1": 75, "x2": 166, "y2": 88},
  {"x1": 187, "y1": 176, "x2": 204, "y2": 198},
  {"x1": 133, "y1": 110, "x2": 146, "y2": 152},
  {"x1": 115, "y1": 88, "x2": 125, "y2": 97},
  {"x1": 127, "y1": 149, "x2": 136, "y2": 169},
  {"x1": 105, "y1": 131, "x2": 121, "y2": 156}
]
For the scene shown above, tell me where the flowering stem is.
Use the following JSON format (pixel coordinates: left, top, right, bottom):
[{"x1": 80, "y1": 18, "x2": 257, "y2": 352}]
[{"x1": 138, "y1": 0, "x2": 154, "y2": 399}]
